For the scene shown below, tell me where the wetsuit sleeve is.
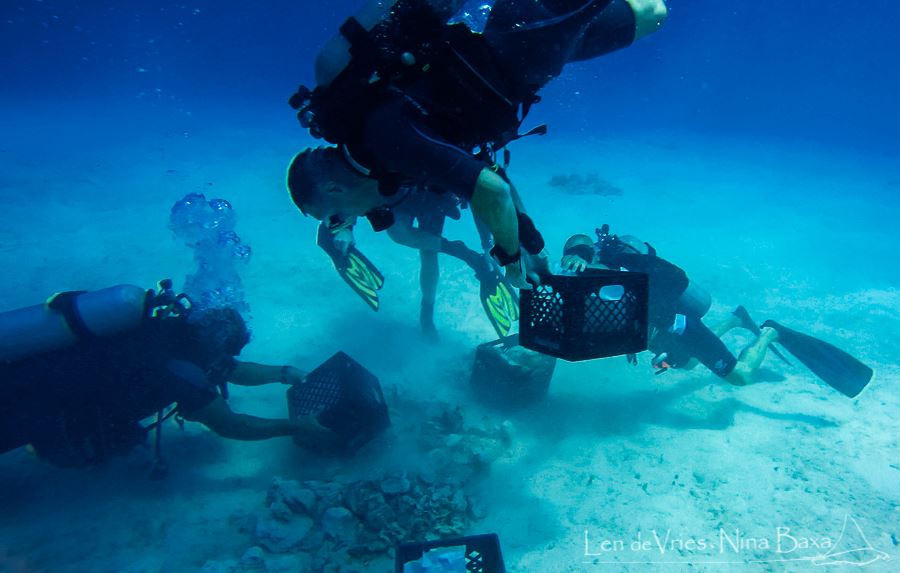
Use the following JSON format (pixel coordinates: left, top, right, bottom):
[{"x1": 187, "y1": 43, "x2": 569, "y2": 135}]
[
  {"x1": 162, "y1": 359, "x2": 219, "y2": 416},
  {"x1": 569, "y1": 0, "x2": 638, "y2": 62}
]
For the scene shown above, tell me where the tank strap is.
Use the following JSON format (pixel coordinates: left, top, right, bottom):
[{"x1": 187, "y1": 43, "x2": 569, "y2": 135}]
[
  {"x1": 339, "y1": 17, "x2": 375, "y2": 56},
  {"x1": 46, "y1": 291, "x2": 96, "y2": 341}
]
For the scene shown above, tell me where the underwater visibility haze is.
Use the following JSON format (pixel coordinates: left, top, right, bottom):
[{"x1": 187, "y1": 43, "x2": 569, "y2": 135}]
[{"x1": 1, "y1": 0, "x2": 898, "y2": 571}]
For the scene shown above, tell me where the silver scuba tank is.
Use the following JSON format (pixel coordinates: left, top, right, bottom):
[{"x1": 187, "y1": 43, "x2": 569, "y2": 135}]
[
  {"x1": 616, "y1": 234, "x2": 711, "y2": 317},
  {"x1": 676, "y1": 279, "x2": 712, "y2": 318},
  {"x1": 0, "y1": 284, "x2": 148, "y2": 363}
]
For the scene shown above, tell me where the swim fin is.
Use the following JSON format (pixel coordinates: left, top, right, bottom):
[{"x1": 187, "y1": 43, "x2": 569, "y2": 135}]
[
  {"x1": 761, "y1": 320, "x2": 874, "y2": 398},
  {"x1": 477, "y1": 259, "x2": 520, "y2": 338},
  {"x1": 317, "y1": 224, "x2": 384, "y2": 311},
  {"x1": 733, "y1": 305, "x2": 791, "y2": 365}
]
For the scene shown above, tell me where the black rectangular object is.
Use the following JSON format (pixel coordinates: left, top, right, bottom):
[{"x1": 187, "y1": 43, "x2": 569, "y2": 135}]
[
  {"x1": 395, "y1": 533, "x2": 506, "y2": 573},
  {"x1": 519, "y1": 270, "x2": 649, "y2": 361},
  {"x1": 287, "y1": 351, "x2": 390, "y2": 450},
  {"x1": 471, "y1": 336, "x2": 556, "y2": 406}
]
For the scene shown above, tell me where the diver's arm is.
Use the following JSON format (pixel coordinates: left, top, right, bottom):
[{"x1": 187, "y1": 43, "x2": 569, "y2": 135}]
[
  {"x1": 561, "y1": 254, "x2": 611, "y2": 273},
  {"x1": 470, "y1": 169, "x2": 519, "y2": 257},
  {"x1": 229, "y1": 361, "x2": 306, "y2": 387},
  {"x1": 570, "y1": 0, "x2": 668, "y2": 62},
  {"x1": 185, "y1": 395, "x2": 297, "y2": 440},
  {"x1": 469, "y1": 169, "x2": 528, "y2": 287},
  {"x1": 185, "y1": 395, "x2": 333, "y2": 449}
]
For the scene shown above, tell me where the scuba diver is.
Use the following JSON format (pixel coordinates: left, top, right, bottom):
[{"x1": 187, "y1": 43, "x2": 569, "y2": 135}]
[
  {"x1": 286, "y1": 0, "x2": 668, "y2": 290},
  {"x1": 560, "y1": 226, "x2": 874, "y2": 398},
  {"x1": 316, "y1": 187, "x2": 518, "y2": 341},
  {"x1": 0, "y1": 281, "x2": 336, "y2": 472}
]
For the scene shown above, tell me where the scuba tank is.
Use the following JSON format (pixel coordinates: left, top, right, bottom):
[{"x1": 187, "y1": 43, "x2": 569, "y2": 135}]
[
  {"x1": 0, "y1": 284, "x2": 147, "y2": 363},
  {"x1": 595, "y1": 224, "x2": 712, "y2": 318},
  {"x1": 677, "y1": 280, "x2": 712, "y2": 318},
  {"x1": 0, "y1": 281, "x2": 189, "y2": 363}
]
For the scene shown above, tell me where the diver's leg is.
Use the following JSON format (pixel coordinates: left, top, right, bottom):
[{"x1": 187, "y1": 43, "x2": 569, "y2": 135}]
[
  {"x1": 726, "y1": 327, "x2": 778, "y2": 386},
  {"x1": 711, "y1": 304, "x2": 765, "y2": 338},
  {"x1": 709, "y1": 313, "x2": 742, "y2": 338},
  {"x1": 386, "y1": 211, "x2": 442, "y2": 252},
  {"x1": 678, "y1": 317, "x2": 740, "y2": 381},
  {"x1": 419, "y1": 249, "x2": 440, "y2": 342},
  {"x1": 385, "y1": 210, "x2": 441, "y2": 340}
]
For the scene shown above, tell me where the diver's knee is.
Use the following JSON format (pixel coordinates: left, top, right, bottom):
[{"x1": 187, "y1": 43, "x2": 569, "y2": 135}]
[
  {"x1": 626, "y1": 0, "x2": 668, "y2": 40},
  {"x1": 724, "y1": 366, "x2": 749, "y2": 387}
]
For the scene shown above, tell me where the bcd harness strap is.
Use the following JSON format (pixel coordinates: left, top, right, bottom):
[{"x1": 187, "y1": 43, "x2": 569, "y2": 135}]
[{"x1": 291, "y1": 3, "x2": 546, "y2": 152}]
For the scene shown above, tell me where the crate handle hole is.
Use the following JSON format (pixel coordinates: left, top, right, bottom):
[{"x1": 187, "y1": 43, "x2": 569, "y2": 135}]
[{"x1": 598, "y1": 284, "x2": 625, "y2": 301}]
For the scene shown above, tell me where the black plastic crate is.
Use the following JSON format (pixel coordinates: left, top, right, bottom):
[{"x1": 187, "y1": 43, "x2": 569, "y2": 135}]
[
  {"x1": 471, "y1": 336, "x2": 556, "y2": 407},
  {"x1": 519, "y1": 270, "x2": 649, "y2": 361},
  {"x1": 395, "y1": 533, "x2": 506, "y2": 573},
  {"x1": 287, "y1": 351, "x2": 390, "y2": 451}
]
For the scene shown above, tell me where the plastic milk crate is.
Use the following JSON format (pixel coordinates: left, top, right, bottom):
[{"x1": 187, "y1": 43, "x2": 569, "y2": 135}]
[
  {"x1": 395, "y1": 533, "x2": 506, "y2": 573},
  {"x1": 519, "y1": 270, "x2": 649, "y2": 361},
  {"x1": 287, "y1": 351, "x2": 390, "y2": 451}
]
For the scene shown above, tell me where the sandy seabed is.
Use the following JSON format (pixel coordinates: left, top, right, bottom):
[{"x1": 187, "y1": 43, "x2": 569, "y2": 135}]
[{"x1": 1, "y1": 109, "x2": 897, "y2": 572}]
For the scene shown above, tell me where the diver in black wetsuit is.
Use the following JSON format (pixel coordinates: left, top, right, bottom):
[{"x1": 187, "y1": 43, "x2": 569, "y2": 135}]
[
  {"x1": 560, "y1": 225, "x2": 876, "y2": 398},
  {"x1": 0, "y1": 304, "x2": 333, "y2": 469},
  {"x1": 285, "y1": 0, "x2": 668, "y2": 290},
  {"x1": 560, "y1": 226, "x2": 778, "y2": 385}
]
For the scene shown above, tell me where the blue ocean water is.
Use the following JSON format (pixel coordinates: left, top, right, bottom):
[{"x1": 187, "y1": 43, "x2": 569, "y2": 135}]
[
  {"x1": 1, "y1": 1, "x2": 898, "y2": 572},
  {"x1": 4, "y1": 1, "x2": 898, "y2": 147}
]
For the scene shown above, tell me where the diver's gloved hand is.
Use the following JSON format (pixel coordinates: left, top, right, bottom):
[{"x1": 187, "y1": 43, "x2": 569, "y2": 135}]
[
  {"x1": 561, "y1": 254, "x2": 589, "y2": 273},
  {"x1": 332, "y1": 227, "x2": 355, "y2": 256}
]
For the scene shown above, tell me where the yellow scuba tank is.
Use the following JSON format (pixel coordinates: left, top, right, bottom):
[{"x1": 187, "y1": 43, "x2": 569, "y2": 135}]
[{"x1": 0, "y1": 284, "x2": 148, "y2": 363}]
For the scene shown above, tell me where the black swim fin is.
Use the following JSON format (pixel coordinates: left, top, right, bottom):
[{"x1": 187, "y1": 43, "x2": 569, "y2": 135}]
[
  {"x1": 317, "y1": 224, "x2": 385, "y2": 311},
  {"x1": 733, "y1": 305, "x2": 791, "y2": 365},
  {"x1": 477, "y1": 259, "x2": 520, "y2": 338},
  {"x1": 761, "y1": 320, "x2": 874, "y2": 398}
]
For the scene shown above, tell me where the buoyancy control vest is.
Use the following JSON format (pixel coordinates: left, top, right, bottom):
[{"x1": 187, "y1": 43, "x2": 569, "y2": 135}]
[{"x1": 289, "y1": 0, "x2": 544, "y2": 152}]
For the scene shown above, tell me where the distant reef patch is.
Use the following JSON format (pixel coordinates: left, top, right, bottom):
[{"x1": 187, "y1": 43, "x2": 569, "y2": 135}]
[{"x1": 548, "y1": 172, "x2": 623, "y2": 196}]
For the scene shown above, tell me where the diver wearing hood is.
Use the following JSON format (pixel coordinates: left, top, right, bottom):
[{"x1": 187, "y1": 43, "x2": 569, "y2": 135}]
[
  {"x1": 287, "y1": 0, "x2": 667, "y2": 291},
  {"x1": 0, "y1": 287, "x2": 334, "y2": 469}
]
